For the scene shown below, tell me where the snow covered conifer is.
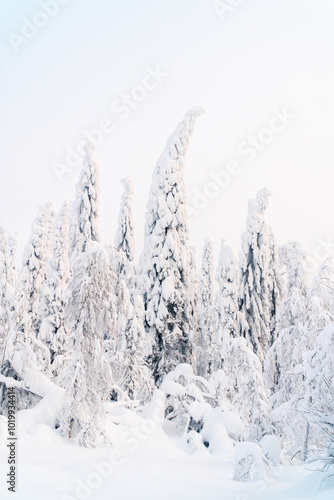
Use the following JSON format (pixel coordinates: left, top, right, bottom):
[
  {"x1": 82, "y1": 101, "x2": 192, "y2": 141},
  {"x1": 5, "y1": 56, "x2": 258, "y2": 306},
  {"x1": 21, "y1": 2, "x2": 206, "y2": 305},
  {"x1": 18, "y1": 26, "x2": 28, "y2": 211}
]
[
  {"x1": 139, "y1": 107, "x2": 203, "y2": 384},
  {"x1": 66, "y1": 143, "x2": 106, "y2": 335},
  {"x1": 265, "y1": 242, "x2": 313, "y2": 458},
  {"x1": 213, "y1": 240, "x2": 244, "y2": 372},
  {"x1": 221, "y1": 337, "x2": 271, "y2": 442},
  {"x1": 26, "y1": 202, "x2": 57, "y2": 336},
  {"x1": 196, "y1": 238, "x2": 215, "y2": 377},
  {"x1": 111, "y1": 178, "x2": 151, "y2": 399},
  {"x1": 117, "y1": 291, "x2": 152, "y2": 402},
  {"x1": 265, "y1": 241, "x2": 310, "y2": 397},
  {"x1": 302, "y1": 322, "x2": 334, "y2": 455},
  {"x1": 114, "y1": 177, "x2": 136, "y2": 288},
  {"x1": 68, "y1": 141, "x2": 100, "y2": 259},
  {"x1": 239, "y1": 188, "x2": 278, "y2": 364},
  {"x1": 7, "y1": 203, "x2": 56, "y2": 375},
  {"x1": 268, "y1": 228, "x2": 283, "y2": 345},
  {"x1": 59, "y1": 246, "x2": 113, "y2": 447},
  {"x1": 0, "y1": 230, "x2": 17, "y2": 366},
  {"x1": 39, "y1": 201, "x2": 71, "y2": 372}
]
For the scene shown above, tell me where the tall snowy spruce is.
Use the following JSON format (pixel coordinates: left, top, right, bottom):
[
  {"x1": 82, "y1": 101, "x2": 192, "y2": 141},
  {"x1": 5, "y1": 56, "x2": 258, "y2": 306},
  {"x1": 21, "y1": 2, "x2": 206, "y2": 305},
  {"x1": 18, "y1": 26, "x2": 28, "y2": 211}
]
[
  {"x1": 7, "y1": 203, "x2": 56, "y2": 376},
  {"x1": 112, "y1": 178, "x2": 151, "y2": 401},
  {"x1": 59, "y1": 143, "x2": 114, "y2": 447},
  {"x1": 213, "y1": 240, "x2": 244, "y2": 372},
  {"x1": 114, "y1": 177, "x2": 136, "y2": 287},
  {"x1": 139, "y1": 107, "x2": 203, "y2": 384},
  {"x1": 59, "y1": 246, "x2": 113, "y2": 447},
  {"x1": 39, "y1": 201, "x2": 71, "y2": 375},
  {"x1": 68, "y1": 141, "x2": 100, "y2": 258},
  {"x1": 24, "y1": 202, "x2": 57, "y2": 338},
  {"x1": 265, "y1": 241, "x2": 312, "y2": 459},
  {"x1": 239, "y1": 188, "x2": 281, "y2": 364},
  {"x1": 265, "y1": 241, "x2": 310, "y2": 398},
  {"x1": 195, "y1": 238, "x2": 215, "y2": 377}
]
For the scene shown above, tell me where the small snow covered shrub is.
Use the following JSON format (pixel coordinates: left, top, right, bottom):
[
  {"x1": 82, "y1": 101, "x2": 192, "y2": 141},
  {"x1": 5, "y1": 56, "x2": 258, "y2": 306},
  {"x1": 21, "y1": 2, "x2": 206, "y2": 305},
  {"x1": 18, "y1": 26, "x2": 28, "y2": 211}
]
[
  {"x1": 160, "y1": 364, "x2": 214, "y2": 433},
  {"x1": 233, "y1": 442, "x2": 274, "y2": 482},
  {"x1": 160, "y1": 363, "x2": 243, "y2": 456}
]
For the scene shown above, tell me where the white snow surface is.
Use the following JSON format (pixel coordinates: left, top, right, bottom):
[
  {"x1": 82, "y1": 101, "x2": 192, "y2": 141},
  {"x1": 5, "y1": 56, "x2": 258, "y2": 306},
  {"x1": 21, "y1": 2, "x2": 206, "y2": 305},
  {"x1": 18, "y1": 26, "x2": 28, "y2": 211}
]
[{"x1": 0, "y1": 396, "x2": 333, "y2": 500}]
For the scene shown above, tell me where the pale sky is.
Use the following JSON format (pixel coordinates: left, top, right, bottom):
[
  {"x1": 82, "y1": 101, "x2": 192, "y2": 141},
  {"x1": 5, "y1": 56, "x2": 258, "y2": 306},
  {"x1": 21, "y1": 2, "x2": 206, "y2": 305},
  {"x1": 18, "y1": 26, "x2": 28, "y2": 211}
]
[{"x1": 1, "y1": 0, "x2": 334, "y2": 271}]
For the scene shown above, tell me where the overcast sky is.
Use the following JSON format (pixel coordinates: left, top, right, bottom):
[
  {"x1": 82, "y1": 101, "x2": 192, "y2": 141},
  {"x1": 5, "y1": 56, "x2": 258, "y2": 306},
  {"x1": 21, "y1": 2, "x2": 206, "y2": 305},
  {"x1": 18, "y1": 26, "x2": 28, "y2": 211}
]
[{"x1": 1, "y1": 0, "x2": 334, "y2": 270}]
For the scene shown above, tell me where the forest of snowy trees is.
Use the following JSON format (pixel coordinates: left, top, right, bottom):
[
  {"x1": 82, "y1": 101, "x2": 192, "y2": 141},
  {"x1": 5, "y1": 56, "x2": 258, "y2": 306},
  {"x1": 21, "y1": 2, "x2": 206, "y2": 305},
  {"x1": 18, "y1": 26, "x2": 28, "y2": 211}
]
[{"x1": 1, "y1": 108, "x2": 334, "y2": 473}]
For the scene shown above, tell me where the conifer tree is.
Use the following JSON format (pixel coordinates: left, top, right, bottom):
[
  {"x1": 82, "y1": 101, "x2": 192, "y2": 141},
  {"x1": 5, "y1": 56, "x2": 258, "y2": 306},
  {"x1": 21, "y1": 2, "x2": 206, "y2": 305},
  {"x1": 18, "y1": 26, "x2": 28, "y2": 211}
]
[
  {"x1": 265, "y1": 241, "x2": 310, "y2": 397},
  {"x1": 58, "y1": 247, "x2": 113, "y2": 447},
  {"x1": 8, "y1": 203, "x2": 56, "y2": 375},
  {"x1": 213, "y1": 240, "x2": 244, "y2": 371},
  {"x1": 39, "y1": 201, "x2": 71, "y2": 373},
  {"x1": 68, "y1": 141, "x2": 100, "y2": 259},
  {"x1": 239, "y1": 188, "x2": 280, "y2": 364},
  {"x1": 196, "y1": 238, "x2": 214, "y2": 377},
  {"x1": 114, "y1": 177, "x2": 136, "y2": 288},
  {"x1": 0, "y1": 230, "x2": 17, "y2": 368},
  {"x1": 111, "y1": 178, "x2": 151, "y2": 399},
  {"x1": 139, "y1": 107, "x2": 203, "y2": 384}
]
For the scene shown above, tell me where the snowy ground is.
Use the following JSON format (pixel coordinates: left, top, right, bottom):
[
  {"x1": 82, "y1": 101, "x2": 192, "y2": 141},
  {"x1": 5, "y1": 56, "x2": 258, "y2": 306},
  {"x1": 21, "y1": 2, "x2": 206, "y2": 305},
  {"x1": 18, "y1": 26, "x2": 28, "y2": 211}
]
[{"x1": 1, "y1": 420, "x2": 334, "y2": 500}]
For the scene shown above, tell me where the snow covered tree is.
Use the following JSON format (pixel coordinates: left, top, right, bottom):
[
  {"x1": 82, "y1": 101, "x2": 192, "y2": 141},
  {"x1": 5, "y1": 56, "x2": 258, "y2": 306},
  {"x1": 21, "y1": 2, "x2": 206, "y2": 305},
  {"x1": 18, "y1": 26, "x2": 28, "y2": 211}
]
[
  {"x1": 268, "y1": 228, "x2": 283, "y2": 345},
  {"x1": 265, "y1": 241, "x2": 310, "y2": 397},
  {"x1": 68, "y1": 141, "x2": 100, "y2": 259},
  {"x1": 195, "y1": 238, "x2": 215, "y2": 378},
  {"x1": 103, "y1": 243, "x2": 118, "y2": 364},
  {"x1": 0, "y1": 230, "x2": 17, "y2": 372},
  {"x1": 110, "y1": 178, "x2": 151, "y2": 401},
  {"x1": 6, "y1": 203, "x2": 56, "y2": 377},
  {"x1": 139, "y1": 107, "x2": 203, "y2": 384},
  {"x1": 114, "y1": 177, "x2": 136, "y2": 288},
  {"x1": 25, "y1": 202, "x2": 57, "y2": 337},
  {"x1": 113, "y1": 289, "x2": 152, "y2": 402},
  {"x1": 59, "y1": 145, "x2": 117, "y2": 445},
  {"x1": 239, "y1": 188, "x2": 280, "y2": 364},
  {"x1": 265, "y1": 242, "x2": 313, "y2": 459},
  {"x1": 58, "y1": 246, "x2": 113, "y2": 447},
  {"x1": 302, "y1": 322, "x2": 334, "y2": 457},
  {"x1": 307, "y1": 259, "x2": 334, "y2": 336},
  {"x1": 66, "y1": 142, "x2": 106, "y2": 335},
  {"x1": 221, "y1": 337, "x2": 272, "y2": 442},
  {"x1": 213, "y1": 240, "x2": 244, "y2": 372},
  {"x1": 39, "y1": 201, "x2": 71, "y2": 375}
]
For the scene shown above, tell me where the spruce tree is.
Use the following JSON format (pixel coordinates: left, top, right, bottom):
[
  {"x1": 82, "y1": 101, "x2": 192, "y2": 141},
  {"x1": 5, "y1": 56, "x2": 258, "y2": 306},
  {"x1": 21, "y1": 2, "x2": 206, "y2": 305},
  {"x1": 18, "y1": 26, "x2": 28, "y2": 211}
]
[
  {"x1": 139, "y1": 107, "x2": 203, "y2": 384},
  {"x1": 265, "y1": 241, "x2": 310, "y2": 397},
  {"x1": 68, "y1": 141, "x2": 100, "y2": 259},
  {"x1": 213, "y1": 240, "x2": 244, "y2": 372},
  {"x1": 239, "y1": 188, "x2": 280, "y2": 364},
  {"x1": 196, "y1": 238, "x2": 215, "y2": 377},
  {"x1": 58, "y1": 247, "x2": 113, "y2": 447},
  {"x1": 39, "y1": 201, "x2": 71, "y2": 373},
  {"x1": 9, "y1": 203, "x2": 56, "y2": 375},
  {"x1": 112, "y1": 178, "x2": 151, "y2": 400}
]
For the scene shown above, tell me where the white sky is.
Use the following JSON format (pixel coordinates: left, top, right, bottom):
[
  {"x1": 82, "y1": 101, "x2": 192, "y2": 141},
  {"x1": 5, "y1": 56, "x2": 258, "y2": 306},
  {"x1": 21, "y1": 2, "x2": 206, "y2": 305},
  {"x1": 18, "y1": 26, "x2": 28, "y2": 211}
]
[{"x1": 1, "y1": 0, "x2": 334, "y2": 269}]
